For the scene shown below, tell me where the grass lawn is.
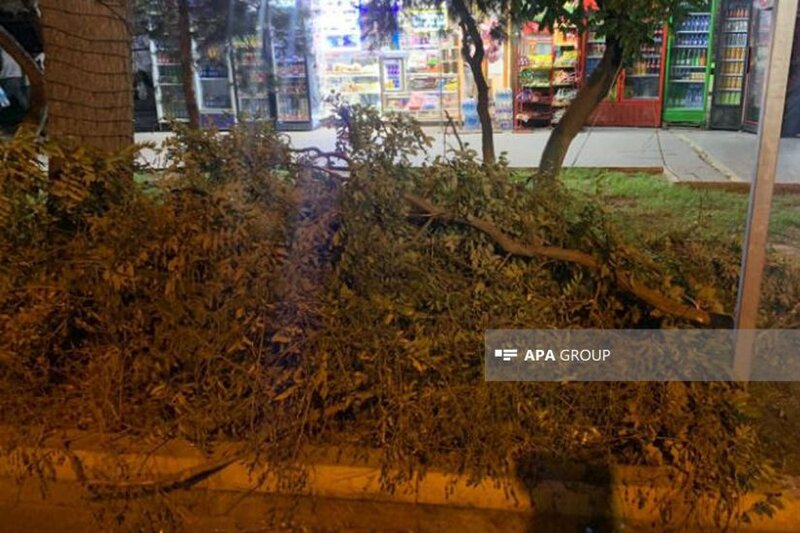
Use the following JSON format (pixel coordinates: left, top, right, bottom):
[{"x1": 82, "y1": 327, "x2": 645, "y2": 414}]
[{"x1": 561, "y1": 170, "x2": 800, "y2": 250}]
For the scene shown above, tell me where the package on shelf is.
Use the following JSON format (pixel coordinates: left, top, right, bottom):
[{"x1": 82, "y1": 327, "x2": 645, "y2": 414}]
[
  {"x1": 461, "y1": 98, "x2": 479, "y2": 130},
  {"x1": 494, "y1": 89, "x2": 514, "y2": 131}
]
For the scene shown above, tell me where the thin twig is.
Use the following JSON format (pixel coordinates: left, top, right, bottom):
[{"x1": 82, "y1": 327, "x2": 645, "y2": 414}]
[{"x1": 444, "y1": 110, "x2": 465, "y2": 152}]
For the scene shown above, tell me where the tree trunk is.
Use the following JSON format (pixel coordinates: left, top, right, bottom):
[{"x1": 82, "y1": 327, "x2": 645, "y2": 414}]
[
  {"x1": 452, "y1": 0, "x2": 495, "y2": 164},
  {"x1": 177, "y1": 0, "x2": 201, "y2": 129},
  {"x1": 537, "y1": 36, "x2": 623, "y2": 181},
  {"x1": 0, "y1": 25, "x2": 45, "y2": 126},
  {"x1": 38, "y1": 0, "x2": 133, "y2": 152}
]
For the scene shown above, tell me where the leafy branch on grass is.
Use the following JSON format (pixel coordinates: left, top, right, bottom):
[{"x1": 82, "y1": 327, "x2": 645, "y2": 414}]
[{"x1": 402, "y1": 192, "x2": 711, "y2": 326}]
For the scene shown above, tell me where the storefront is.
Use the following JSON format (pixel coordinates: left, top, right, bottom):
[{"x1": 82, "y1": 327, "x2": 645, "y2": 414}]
[
  {"x1": 513, "y1": 21, "x2": 580, "y2": 131},
  {"x1": 144, "y1": 1, "x2": 524, "y2": 131},
  {"x1": 150, "y1": 0, "x2": 320, "y2": 131},
  {"x1": 310, "y1": 3, "x2": 510, "y2": 127},
  {"x1": 378, "y1": 8, "x2": 462, "y2": 123}
]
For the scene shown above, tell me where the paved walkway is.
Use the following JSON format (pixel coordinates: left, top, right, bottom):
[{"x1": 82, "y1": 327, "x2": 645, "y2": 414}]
[{"x1": 135, "y1": 126, "x2": 800, "y2": 183}]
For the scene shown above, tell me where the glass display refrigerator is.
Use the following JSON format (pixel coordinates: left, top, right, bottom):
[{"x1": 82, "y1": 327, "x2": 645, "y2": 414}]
[
  {"x1": 150, "y1": 38, "x2": 236, "y2": 129},
  {"x1": 379, "y1": 8, "x2": 461, "y2": 124},
  {"x1": 783, "y1": 7, "x2": 800, "y2": 137},
  {"x1": 742, "y1": 0, "x2": 775, "y2": 133},
  {"x1": 582, "y1": 26, "x2": 668, "y2": 127},
  {"x1": 150, "y1": 39, "x2": 190, "y2": 124},
  {"x1": 232, "y1": 26, "x2": 274, "y2": 121},
  {"x1": 514, "y1": 23, "x2": 554, "y2": 130},
  {"x1": 663, "y1": 6, "x2": 717, "y2": 125},
  {"x1": 709, "y1": 0, "x2": 754, "y2": 129},
  {"x1": 267, "y1": 0, "x2": 319, "y2": 130},
  {"x1": 196, "y1": 44, "x2": 236, "y2": 129},
  {"x1": 312, "y1": 0, "x2": 381, "y2": 116}
]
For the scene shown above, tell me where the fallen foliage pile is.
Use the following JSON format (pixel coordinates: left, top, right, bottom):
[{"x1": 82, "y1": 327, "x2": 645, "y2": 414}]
[{"x1": 1, "y1": 111, "x2": 797, "y2": 529}]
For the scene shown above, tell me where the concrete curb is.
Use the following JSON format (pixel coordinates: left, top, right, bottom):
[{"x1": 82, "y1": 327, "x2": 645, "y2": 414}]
[
  {"x1": 672, "y1": 131, "x2": 744, "y2": 182},
  {"x1": 1, "y1": 430, "x2": 799, "y2": 530},
  {"x1": 675, "y1": 181, "x2": 800, "y2": 195}
]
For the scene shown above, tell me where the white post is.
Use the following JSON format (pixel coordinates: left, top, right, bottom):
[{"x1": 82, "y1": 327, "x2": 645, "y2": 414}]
[{"x1": 734, "y1": 0, "x2": 799, "y2": 380}]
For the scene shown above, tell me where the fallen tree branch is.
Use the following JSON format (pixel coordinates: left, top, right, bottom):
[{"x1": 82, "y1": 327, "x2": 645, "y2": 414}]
[
  {"x1": 86, "y1": 451, "x2": 244, "y2": 500},
  {"x1": 403, "y1": 193, "x2": 712, "y2": 326},
  {"x1": 290, "y1": 157, "x2": 712, "y2": 325}
]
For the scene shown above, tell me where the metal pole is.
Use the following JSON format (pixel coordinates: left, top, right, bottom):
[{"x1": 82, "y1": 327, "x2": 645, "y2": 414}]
[{"x1": 734, "y1": 0, "x2": 798, "y2": 380}]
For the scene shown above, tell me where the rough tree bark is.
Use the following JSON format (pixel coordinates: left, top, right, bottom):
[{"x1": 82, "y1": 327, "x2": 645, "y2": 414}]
[
  {"x1": 0, "y1": 25, "x2": 44, "y2": 125},
  {"x1": 537, "y1": 35, "x2": 623, "y2": 181},
  {"x1": 38, "y1": 0, "x2": 133, "y2": 152},
  {"x1": 176, "y1": 0, "x2": 200, "y2": 129},
  {"x1": 452, "y1": 0, "x2": 495, "y2": 164}
]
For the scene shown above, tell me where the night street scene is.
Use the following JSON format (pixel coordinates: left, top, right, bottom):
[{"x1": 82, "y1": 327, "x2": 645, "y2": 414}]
[{"x1": 2, "y1": 0, "x2": 800, "y2": 531}]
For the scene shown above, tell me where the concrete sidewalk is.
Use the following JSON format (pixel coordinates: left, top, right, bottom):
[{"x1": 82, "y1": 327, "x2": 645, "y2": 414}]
[{"x1": 135, "y1": 126, "x2": 800, "y2": 183}]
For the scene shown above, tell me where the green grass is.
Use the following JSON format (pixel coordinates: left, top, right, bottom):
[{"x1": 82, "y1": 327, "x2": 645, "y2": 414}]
[{"x1": 561, "y1": 170, "x2": 800, "y2": 249}]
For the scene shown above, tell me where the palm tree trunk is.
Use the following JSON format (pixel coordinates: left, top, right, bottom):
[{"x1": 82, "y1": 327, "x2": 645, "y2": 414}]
[
  {"x1": 177, "y1": 0, "x2": 201, "y2": 129},
  {"x1": 537, "y1": 36, "x2": 623, "y2": 181},
  {"x1": 38, "y1": 0, "x2": 134, "y2": 151}
]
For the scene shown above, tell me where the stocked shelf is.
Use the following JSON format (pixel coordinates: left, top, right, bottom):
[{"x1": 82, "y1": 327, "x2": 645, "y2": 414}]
[
  {"x1": 515, "y1": 21, "x2": 581, "y2": 130},
  {"x1": 378, "y1": 8, "x2": 461, "y2": 123}
]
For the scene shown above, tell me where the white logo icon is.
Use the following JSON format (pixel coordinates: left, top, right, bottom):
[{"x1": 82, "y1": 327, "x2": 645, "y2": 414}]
[{"x1": 494, "y1": 348, "x2": 518, "y2": 362}]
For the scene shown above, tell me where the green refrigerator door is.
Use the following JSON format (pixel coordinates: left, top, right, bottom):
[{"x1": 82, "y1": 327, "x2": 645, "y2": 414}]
[{"x1": 663, "y1": 4, "x2": 717, "y2": 124}]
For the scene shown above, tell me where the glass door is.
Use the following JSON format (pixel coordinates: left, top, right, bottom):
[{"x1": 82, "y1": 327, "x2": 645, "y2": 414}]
[
  {"x1": 742, "y1": 0, "x2": 774, "y2": 131},
  {"x1": 151, "y1": 39, "x2": 189, "y2": 123},
  {"x1": 583, "y1": 28, "x2": 618, "y2": 102},
  {"x1": 197, "y1": 44, "x2": 235, "y2": 128},
  {"x1": 312, "y1": 0, "x2": 381, "y2": 115},
  {"x1": 622, "y1": 26, "x2": 665, "y2": 101},
  {"x1": 233, "y1": 34, "x2": 272, "y2": 120},
  {"x1": 709, "y1": 0, "x2": 752, "y2": 129},
  {"x1": 269, "y1": 0, "x2": 313, "y2": 129},
  {"x1": 664, "y1": 7, "x2": 714, "y2": 123}
]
